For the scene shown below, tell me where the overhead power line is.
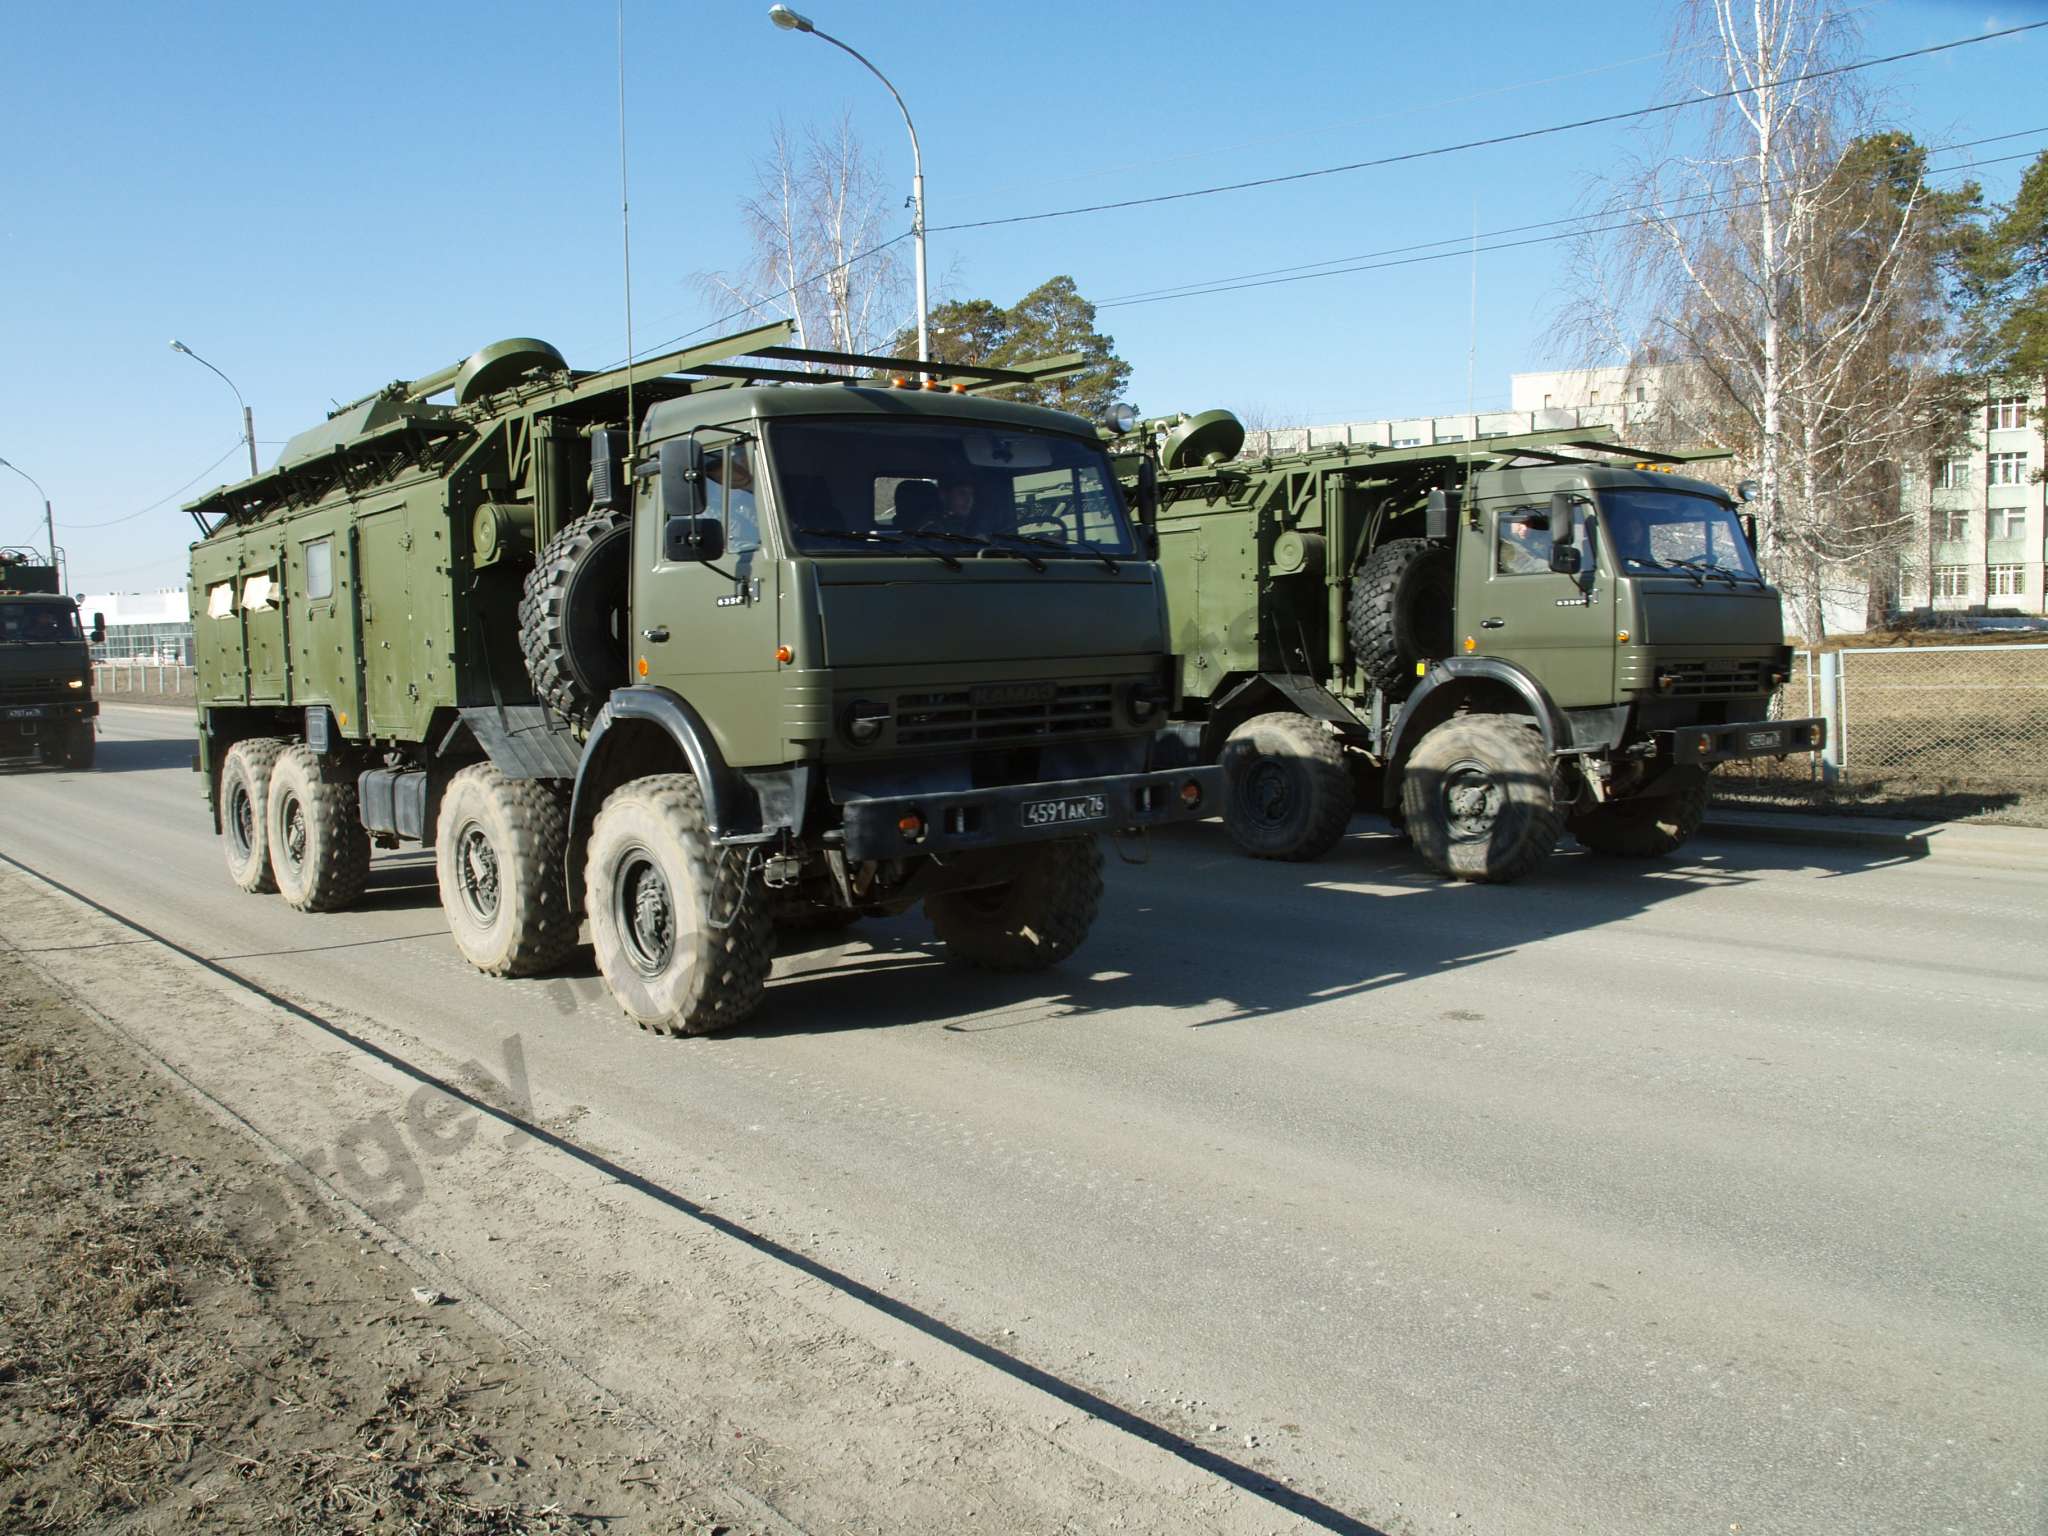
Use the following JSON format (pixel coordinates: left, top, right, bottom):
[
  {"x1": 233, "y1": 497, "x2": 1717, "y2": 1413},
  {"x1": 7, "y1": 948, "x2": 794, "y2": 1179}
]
[
  {"x1": 932, "y1": 21, "x2": 2048, "y2": 235},
  {"x1": 62, "y1": 440, "x2": 247, "y2": 530},
  {"x1": 1093, "y1": 144, "x2": 2048, "y2": 312}
]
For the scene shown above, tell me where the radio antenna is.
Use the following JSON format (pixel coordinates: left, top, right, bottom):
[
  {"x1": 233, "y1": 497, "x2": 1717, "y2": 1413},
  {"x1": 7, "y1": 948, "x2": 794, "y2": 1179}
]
[{"x1": 618, "y1": 0, "x2": 637, "y2": 453}]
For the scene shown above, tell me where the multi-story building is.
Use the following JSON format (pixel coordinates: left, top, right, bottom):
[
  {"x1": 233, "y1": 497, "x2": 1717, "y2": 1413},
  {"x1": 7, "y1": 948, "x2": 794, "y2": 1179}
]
[
  {"x1": 1905, "y1": 379, "x2": 2045, "y2": 616},
  {"x1": 77, "y1": 588, "x2": 194, "y2": 662}
]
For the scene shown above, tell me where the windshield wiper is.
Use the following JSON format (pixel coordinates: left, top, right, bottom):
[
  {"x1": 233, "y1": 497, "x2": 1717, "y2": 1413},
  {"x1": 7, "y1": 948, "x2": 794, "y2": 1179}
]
[
  {"x1": 1664, "y1": 556, "x2": 1763, "y2": 588},
  {"x1": 990, "y1": 530, "x2": 1121, "y2": 573},
  {"x1": 799, "y1": 526, "x2": 960, "y2": 570}
]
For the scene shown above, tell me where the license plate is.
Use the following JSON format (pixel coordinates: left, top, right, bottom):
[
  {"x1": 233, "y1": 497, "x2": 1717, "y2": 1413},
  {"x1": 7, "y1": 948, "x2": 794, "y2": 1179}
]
[
  {"x1": 3, "y1": 706, "x2": 46, "y2": 720},
  {"x1": 1021, "y1": 792, "x2": 1106, "y2": 828},
  {"x1": 1744, "y1": 729, "x2": 1782, "y2": 751}
]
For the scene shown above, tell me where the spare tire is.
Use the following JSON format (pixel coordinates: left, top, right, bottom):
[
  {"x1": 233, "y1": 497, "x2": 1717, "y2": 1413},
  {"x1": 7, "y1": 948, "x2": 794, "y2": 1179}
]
[
  {"x1": 1347, "y1": 538, "x2": 1454, "y2": 696},
  {"x1": 520, "y1": 511, "x2": 631, "y2": 729}
]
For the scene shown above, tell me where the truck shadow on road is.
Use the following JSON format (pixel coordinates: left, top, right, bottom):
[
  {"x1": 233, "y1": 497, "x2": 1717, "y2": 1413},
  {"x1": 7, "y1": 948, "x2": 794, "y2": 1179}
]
[
  {"x1": 87, "y1": 736, "x2": 197, "y2": 774},
  {"x1": 744, "y1": 817, "x2": 1927, "y2": 1036}
]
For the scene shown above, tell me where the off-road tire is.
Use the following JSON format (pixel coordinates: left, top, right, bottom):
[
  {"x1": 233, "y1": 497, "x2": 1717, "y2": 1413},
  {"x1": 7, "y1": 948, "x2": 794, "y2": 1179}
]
[
  {"x1": 435, "y1": 763, "x2": 577, "y2": 976},
  {"x1": 927, "y1": 837, "x2": 1103, "y2": 973},
  {"x1": 220, "y1": 737, "x2": 286, "y2": 894},
  {"x1": 1220, "y1": 711, "x2": 1355, "y2": 861},
  {"x1": 61, "y1": 722, "x2": 95, "y2": 770},
  {"x1": 1401, "y1": 713, "x2": 1563, "y2": 884},
  {"x1": 519, "y1": 511, "x2": 632, "y2": 730},
  {"x1": 768, "y1": 896, "x2": 864, "y2": 931},
  {"x1": 266, "y1": 744, "x2": 371, "y2": 912},
  {"x1": 1571, "y1": 779, "x2": 1710, "y2": 859},
  {"x1": 1348, "y1": 538, "x2": 1455, "y2": 696},
  {"x1": 585, "y1": 774, "x2": 773, "y2": 1036}
]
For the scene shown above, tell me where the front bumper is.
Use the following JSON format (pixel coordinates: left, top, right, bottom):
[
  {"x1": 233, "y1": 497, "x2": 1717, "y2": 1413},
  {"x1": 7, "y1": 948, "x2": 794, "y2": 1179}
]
[
  {"x1": 1661, "y1": 715, "x2": 1825, "y2": 763},
  {"x1": 841, "y1": 764, "x2": 1224, "y2": 861},
  {"x1": 2, "y1": 699, "x2": 96, "y2": 738}
]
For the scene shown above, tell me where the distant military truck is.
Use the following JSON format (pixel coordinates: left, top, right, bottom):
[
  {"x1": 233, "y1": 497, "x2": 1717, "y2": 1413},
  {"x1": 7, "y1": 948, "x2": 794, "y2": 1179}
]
[
  {"x1": 1111, "y1": 412, "x2": 1823, "y2": 882},
  {"x1": 185, "y1": 324, "x2": 1219, "y2": 1034},
  {"x1": 0, "y1": 549, "x2": 101, "y2": 769}
]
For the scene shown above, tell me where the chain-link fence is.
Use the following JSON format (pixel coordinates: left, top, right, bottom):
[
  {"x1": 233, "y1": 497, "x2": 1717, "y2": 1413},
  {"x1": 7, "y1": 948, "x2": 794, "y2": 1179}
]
[
  {"x1": 1715, "y1": 642, "x2": 2048, "y2": 820},
  {"x1": 91, "y1": 662, "x2": 195, "y2": 700}
]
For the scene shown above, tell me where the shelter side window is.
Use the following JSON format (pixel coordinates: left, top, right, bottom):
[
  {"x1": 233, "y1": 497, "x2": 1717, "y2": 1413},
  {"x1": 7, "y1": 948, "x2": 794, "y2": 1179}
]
[
  {"x1": 206, "y1": 582, "x2": 236, "y2": 619},
  {"x1": 304, "y1": 538, "x2": 334, "y2": 600},
  {"x1": 241, "y1": 571, "x2": 279, "y2": 610}
]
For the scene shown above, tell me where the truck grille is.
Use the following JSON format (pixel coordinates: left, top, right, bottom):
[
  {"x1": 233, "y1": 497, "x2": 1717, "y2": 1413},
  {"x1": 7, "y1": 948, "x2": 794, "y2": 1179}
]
[
  {"x1": 894, "y1": 682, "x2": 1115, "y2": 747},
  {"x1": 0, "y1": 678, "x2": 68, "y2": 703},
  {"x1": 1660, "y1": 658, "x2": 1769, "y2": 697}
]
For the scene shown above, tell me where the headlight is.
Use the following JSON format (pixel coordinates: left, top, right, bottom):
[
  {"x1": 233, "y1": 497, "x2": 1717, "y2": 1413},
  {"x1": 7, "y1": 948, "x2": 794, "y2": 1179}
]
[
  {"x1": 1126, "y1": 682, "x2": 1168, "y2": 721},
  {"x1": 844, "y1": 701, "x2": 890, "y2": 746},
  {"x1": 1102, "y1": 401, "x2": 1139, "y2": 434},
  {"x1": 66, "y1": 678, "x2": 84, "y2": 689}
]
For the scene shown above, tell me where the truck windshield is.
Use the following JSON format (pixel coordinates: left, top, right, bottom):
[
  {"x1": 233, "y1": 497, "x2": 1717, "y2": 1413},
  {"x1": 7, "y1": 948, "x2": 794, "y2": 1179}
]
[
  {"x1": 0, "y1": 604, "x2": 81, "y2": 644},
  {"x1": 1598, "y1": 488, "x2": 1762, "y2": 583},
  {"x1": 768, "y1": 420, "x2": 1137, "y2": 561}
]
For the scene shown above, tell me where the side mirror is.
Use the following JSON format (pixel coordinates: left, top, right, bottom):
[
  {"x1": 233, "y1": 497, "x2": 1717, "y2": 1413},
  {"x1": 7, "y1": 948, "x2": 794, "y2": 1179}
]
[
  {"x1": 656, "y1": 436, "x2": 705, "y2": 520},
  {"x1": 663, "y1": 516, "x2": 725, "y2": 564},
  {"x1": 1739, "y1": 512, "x2": 1758, "y2": 552},
  {"x1": 1548, "y1": 491, "x2": 1577, "y2": 547},
  {"x1": 90, "y1": 612, "x2": 106, "y2": 644},
  {"x1": 1136, "y1": 524, "x2": 1161, "y2": 560},
  {"x1": 1548, "y1": 545, "x2": 1583, "y2": 575},
  {"x1": 1136, "y1": 457, "x2": 1158, "y2": 523}
]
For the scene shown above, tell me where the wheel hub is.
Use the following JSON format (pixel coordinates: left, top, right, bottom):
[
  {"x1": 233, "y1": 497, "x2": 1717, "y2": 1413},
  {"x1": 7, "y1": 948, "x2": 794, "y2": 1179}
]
[
  {"x1": 230, "y1": 783, "x2": 255, "y2": 859},
  {"x1": 617, "y1": 850, "x2": 676, "y2": 977},
  {"x1": 1438, "y1": 760, "x2": 1505, "y2": 843},
  {"x1": 280, "y1": 794, "x2": 307, "y2": 871},
  {"x1": 456, "y1": 823, "x2": 501, "y2": 923},
  {"x1": 1239, "y1": 758, "x2": 1292, "y2": 825}
]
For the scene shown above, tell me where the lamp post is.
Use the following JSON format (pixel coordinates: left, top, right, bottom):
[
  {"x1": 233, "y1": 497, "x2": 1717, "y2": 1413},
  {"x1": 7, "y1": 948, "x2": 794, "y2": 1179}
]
[
  {"x1": 767, "y1": 5, "x2": 928, "y2": 365},
  {"x1": 0, "y1": 456, "x2": 56, "y2": 573},
  {"x1": 170, "y1": 339, "x2": 260, "y2": 479}
]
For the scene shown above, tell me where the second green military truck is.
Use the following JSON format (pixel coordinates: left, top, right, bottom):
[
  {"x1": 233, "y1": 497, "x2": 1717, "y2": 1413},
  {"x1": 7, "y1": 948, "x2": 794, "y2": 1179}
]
[
  {"x1": 185, "y1": 325, "x2": 1217, "y2": 1034},
  {"x1": 1113, "y1": 411, "x2": 1822, "y2": 882},
  {"x1": 1, "y1": 549, "x2": 101, "y2": 770}
]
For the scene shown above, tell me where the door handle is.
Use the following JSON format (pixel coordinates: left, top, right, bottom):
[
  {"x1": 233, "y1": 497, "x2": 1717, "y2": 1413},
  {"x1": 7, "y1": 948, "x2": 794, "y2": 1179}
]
[
  {"x1": 640, "y1": 626, "x2": 670, "y2": 643},
  {"x1": 1480, "y1": 617, "x2": 1505, "y2": 629}
]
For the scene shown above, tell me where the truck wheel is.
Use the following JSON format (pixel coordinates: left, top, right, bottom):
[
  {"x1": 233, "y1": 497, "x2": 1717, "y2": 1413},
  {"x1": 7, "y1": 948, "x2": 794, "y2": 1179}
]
[
  {"x1": 1348, "y1": 538, "x2": 1454, "y2": 696},
  {"x1": 1401, "y1": 714, "x2": 1562, "y2": 884},
  {"x1": 1220, "y1": 711, "x2": 1354, "y2": 861},
  {"x1": 519, "y1": 511, "x2": 631, "y2": 730},
  {"x1": 435, "y1": 763, "x2": 577, "y2": 976},
  {"x1": 266, "y1": 744, "x2": 371, "y2": 912},
  {"x1": 927, "y1": 837, "x2": 1102, "y2": 972},
  {"x1": 584, "y1": 774, "x2": 773, "y2": 1036},
  {"x1": 221, "y1": 738, "x2": 286, "y2": 894},
  {"x1": 61, "y1": 722, "x2": 95, "y2": 770},
  {"x1": 1571, "y1": 780, "x2": 1709, "y2": 858}
]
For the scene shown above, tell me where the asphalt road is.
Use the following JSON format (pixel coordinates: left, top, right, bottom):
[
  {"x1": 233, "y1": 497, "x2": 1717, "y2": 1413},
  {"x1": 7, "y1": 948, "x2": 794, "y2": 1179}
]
[{"x1": 4, "y1": 704, "x2": 2043, "y2": 1536}]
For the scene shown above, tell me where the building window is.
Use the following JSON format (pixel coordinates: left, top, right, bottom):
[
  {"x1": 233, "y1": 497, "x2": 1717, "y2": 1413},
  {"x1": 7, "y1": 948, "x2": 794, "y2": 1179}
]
[
  {"x1": 1542, "y1": 393, "x2": 1554, "y2": 409},
  {"x1": 1933, "y1": 566, "x2": 1970, "y2": 598},
  {"x1": 1933, "y1": 457, "x2": 1970, "y2": 490},
  {"x1": 1989, "y1": 564, "x2": 2024, "y2": 598},
  {"x1": 1941, "y1": 507, "x2": 1970, "y2": 542},
  {"x1": 1990, "y1": 394, "x2": 2028, "y2": 430},
  {"x1": 1988, "y1": 451, "x2": 2028, "y2": 486},
  {"x1": 1990, "y1": 505, "x2": 2027, "y2": 541},
  {"x1": 1589, "y1": 390, "x2": 1601, "y2": 406},
  {"x1": 1392, "y1": 436, "x2": 1422, "y2": 448},
  {"x1": 1435, "y1": 432, "x2": 1466, "y2": 444},
  {"x1": 1634, "y1": 385, "x2": 1647, "y2": 404}
]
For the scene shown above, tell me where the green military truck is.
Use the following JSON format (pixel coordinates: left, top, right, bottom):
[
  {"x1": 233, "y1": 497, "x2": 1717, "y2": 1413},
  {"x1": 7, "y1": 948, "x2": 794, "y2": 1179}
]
[
  {"x1": 1111, "y1": 411, "x2": 1823, "y2": 882},
  {"x1": 0, "y1": 549, "x2": 101, "y2": 769},
  {"x1": 185, "y1": 324, "x2": 1218, "y2": 1034}
]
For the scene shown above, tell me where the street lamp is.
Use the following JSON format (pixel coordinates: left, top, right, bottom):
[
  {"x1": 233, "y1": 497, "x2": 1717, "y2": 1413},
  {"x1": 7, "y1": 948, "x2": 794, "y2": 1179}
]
[
  {"x1": 170, "y1": 339, "x2": 260, "y2": 480},
  {"x1": 767, "y1": 5, "x2": 929, "y2": 365},
  {"x1": 0, "y1": 456, "x2": 56, "y2": 571}
]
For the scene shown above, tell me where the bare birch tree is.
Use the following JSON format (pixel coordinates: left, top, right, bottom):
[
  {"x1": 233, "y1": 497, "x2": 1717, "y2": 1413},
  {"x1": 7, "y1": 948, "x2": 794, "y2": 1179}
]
[
  {"x1": 697, "y1": 112, "x2": 909, "y2": 367},
  {"x1": 1556, "y1": 0, "x2": 1973, "y2": 638}
]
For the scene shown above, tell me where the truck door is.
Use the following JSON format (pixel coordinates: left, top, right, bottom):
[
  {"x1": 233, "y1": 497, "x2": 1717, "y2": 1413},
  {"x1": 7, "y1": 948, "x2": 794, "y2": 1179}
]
[
  {"x1": 355, "y1": 505, "x2": 417, "y2": 737},
  {"x1": 1462, "y1": 495, "x2": 1614, "y2": 707},
  {"x1": 634, "y1": 436, "x2": 783, "y2": 767}
]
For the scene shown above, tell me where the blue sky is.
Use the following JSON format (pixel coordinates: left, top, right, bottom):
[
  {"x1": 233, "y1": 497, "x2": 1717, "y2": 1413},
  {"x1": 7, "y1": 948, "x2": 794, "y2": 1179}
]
[{"x1": 3, "y1": 0, "x2": 2043, "y2": 594}]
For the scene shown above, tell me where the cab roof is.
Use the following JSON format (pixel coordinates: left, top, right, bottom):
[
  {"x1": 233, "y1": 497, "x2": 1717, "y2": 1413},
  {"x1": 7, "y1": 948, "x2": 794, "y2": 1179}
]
[{"x1": 639, "y1": 383, "x2": 1102, "y2": 445}]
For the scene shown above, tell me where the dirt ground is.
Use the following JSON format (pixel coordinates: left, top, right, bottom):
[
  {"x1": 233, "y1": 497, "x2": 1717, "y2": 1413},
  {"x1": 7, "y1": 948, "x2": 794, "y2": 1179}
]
[{"x1": 0, "y1": 949, "x2": 753, "y2": 1536}]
